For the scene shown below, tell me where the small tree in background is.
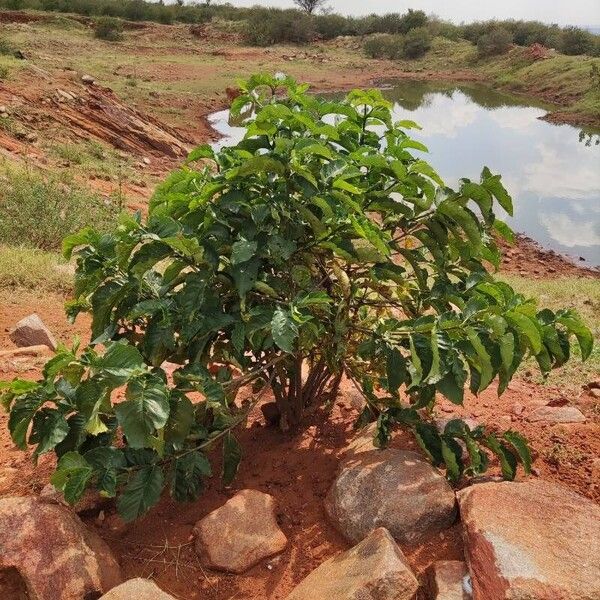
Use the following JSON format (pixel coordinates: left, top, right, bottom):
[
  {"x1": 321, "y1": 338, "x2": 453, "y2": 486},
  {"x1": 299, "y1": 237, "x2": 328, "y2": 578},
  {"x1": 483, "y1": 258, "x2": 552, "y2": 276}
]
[
  {"x1": 477, "y1": 27, "x2": 513, "y2": 57},
  {"x1": 94, "y1": 16, "x2": 123, "y2": 41},
  {"x1": 1, "y1": 75, "x2": 592, "y2": 521},
  {"x1": 292, "y1": 0, "x2": 326, "y2": 15}
]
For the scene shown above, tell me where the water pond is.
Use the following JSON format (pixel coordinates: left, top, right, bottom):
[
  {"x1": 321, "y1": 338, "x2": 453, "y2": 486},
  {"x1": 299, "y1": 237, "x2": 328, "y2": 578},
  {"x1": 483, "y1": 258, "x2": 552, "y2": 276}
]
[{"x1": 208, "y1": 80, "x2": 600, "y2": 265}]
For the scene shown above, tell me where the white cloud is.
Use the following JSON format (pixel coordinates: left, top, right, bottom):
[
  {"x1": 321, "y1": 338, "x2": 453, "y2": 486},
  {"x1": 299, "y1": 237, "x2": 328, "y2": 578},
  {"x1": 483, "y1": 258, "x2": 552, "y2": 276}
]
[{"x1": 540, "y1": 212, "x2": 600, "y2": 248}]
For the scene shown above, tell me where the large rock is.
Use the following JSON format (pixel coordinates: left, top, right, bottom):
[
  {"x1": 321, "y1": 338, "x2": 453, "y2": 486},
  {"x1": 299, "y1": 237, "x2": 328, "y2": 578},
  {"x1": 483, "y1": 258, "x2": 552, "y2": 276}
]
[
  {"x1": 326, "y1": 449, "x2": 457, "y2": 545},
  {"x1": 286, "y1": 527, "x2": 418, "y2": 600},
  {"x1": 0, "y1": 496, "x2": 121, "y2": 600},
  {"x1": 527, "y1": 405, "x2": 586, "y2": 423},
  {"x1": 193, "y1": 489, "x2": 287, "y2": 573},
  {"x1": 100, "y1": 578, "x2": 175, "y2": 599},
  {"x1": 9, "y1": 314, "x2": 57, "y2": 350},
  {"x1": 426, "y1": 560, "x2": 472, "y2": 599},
  {"x1": 458, "y1": 480, "x2": 600, "y2": 600}
]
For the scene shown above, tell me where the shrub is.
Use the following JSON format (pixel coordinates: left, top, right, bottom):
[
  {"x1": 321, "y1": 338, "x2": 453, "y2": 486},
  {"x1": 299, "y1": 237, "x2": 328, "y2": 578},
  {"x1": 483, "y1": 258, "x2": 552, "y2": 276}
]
[
  {"x1": 1, "y1": 74, "x2": 592, "y2": 521},
  {"x1": 0, "y1": 65, "x2": 9, "y2": 80},
  {"x1": 560, "y1": 26, "x2": 593, "y2": 56},
  {"x1": 0, "y1": 245, "x2": 73, "y2": 294},
  {"x1": 242, "y1": 8, "x2": 314, "y2": 46},
  {"x1": 397, "y1": 8, "x2": 427, "y2": 34},
  {"x1": 364, "y1": 34, "x2": 404, "y2": 59},
  {"x1": 477, "y1": 27, "x2": 513, "y2": 57},
  {"x1": 0, "y1": 38, "x2": 14, "y2": 56},
  {"x1": 402, "y1": 26, "x2": 431, "y2": 59},
  {"x1": 0, "y1": 169, "x2": 118, "y2": 250},
  {"x1": 314, "y1": 13, "x2": 356, "y2": 40},
  {"x1": 94, "y1": 16, "x2": 123, "y2": 41}
]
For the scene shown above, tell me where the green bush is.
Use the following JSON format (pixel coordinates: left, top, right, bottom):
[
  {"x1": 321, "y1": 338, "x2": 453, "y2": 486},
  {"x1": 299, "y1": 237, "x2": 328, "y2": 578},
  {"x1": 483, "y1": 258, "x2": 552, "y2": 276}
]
[
  {"x1": 364, "y1": 34, "x2": 405, "y2": 59},
  {"x1": 0, "y1": 38, "x2": 14, "y2": 56},
  {"x1": 402, "y1": 26, "x2": 431, "y2": 59},
  {"x1": 94, "y1": 16, "x2": 123, "y2": 41},
  {"x1": 477, "y1": 27, "x2": 513, "y2": 57},
  {"x1": 560, "y1": 26, "x2": 594, "y2": 56},
  {"x1": 0, "y1": 169, "x2": 119, "y2": 251},
  {"x1": 1, "y1": 74, "x2": 592, "y2": 521},
  {"x1": 243, "y1": 8, "x2": 314, "y2": 46}
]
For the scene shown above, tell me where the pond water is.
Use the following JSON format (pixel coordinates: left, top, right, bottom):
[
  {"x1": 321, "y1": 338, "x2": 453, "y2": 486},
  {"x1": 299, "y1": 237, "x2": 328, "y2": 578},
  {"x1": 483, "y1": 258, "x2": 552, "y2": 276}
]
[{"x1": 208, "y1": 81, "x2": 600, "y2": 265}]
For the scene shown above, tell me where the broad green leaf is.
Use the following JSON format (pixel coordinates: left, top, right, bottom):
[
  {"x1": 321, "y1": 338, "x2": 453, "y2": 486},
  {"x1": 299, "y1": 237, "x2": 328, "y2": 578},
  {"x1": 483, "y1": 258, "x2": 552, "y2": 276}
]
[
  {"x1": 115, "y1": 377, "x2": 170, "y2": 448},
  {"x1": 441, "y1": 437, "x2": 463, "y2": 482},
  {"x1": 172, "y1": 451, "x2": 212, "y2": 502},
  {"x1": 222, "y1": 432, "x2": 242, "y2": 487},
  {"x1": 51, "y1": 451, "x2": 93, "y2": 505},
  {"x1": 556, "y1": 311, "x2": 593, "y2": 361},
  {"x1": 485, "y1": 435, "x2": 517, "y2": 481},
  {"x1": 271, "y1": 308, "x2": 298, "y2": 353},
  {"x1": 117, "y1": 464, "x2": 164, "y2": 522},
  {"x1": 231, "y1": 239, "x2": 258, "y2": 265},
  {"x1": 506, "y1": 311, "x2": 542, "y2": 355},
  {"x1": 30, "y1": 408, "x2": 69, "y2": 457},
  {"x1": 503, "y1": 430, "x2": 532, "y2": 474},
  {"x1": 84, "y1": 447, "x2": 126, "y2": 498}
]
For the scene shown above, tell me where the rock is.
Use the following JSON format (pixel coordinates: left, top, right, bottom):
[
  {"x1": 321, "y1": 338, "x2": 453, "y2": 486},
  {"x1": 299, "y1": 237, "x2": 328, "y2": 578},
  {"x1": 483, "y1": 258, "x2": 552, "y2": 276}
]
[
  {"x1": 81, "y1": 74, "x2": 95, "y2": 84},
  {"x1": 25, "y1": 132, "x2": 37, "y2": 142},
  {"x1": 9, "y1": 314, "x2": 57, "y2": 350},
  {"x1": 0, "y1": 496, "x2": 121, "y2": 600},
  {"x1": 325, "y1": 449, "x2": 457, "y2": 545},
  {"x1": 286, "y1": 527, "x2": 418, "y2": 600},
  {"x1": 426, "y1": 560, "x2": 471, "y2": 599},
  {"x1": 458, "y1": 480, "x2": 600, "y2": 600},
  {"x1": 142, "y1": 157, "x2": 151, "y2": 165},
  {"x1": 0, "y1": 345, "x2": 52, "y2": 358},
  {"x1": 193, "y1": 489, "x2": 287, "y2": 573},
  {"x1": 527, "y1": 405, "x2": 586, "y2": 423},
  {"x1": 260, "y1": 401, "x2": 280, "y2": 426},
  {"x1": 99, "y1": 578, "x2": 175, "y2": 599}
]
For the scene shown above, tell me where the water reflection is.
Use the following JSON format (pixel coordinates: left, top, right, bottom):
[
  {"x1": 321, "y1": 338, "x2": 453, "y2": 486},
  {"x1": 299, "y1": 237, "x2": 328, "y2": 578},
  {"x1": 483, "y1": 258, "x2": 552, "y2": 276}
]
[{"x1": 208, "y1": 81, "x2": 600, "y2": 265}]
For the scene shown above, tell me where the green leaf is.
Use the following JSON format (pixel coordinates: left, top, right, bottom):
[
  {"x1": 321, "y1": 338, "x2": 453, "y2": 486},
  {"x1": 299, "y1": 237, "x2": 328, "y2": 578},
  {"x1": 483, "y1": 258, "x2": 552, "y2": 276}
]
[
  {"x1": 115, "y1": 377, "x2": 170, "y2": 448},
  {"x1": 386, "y1": 347, "x2": 407, "y2": 393},
  {"x1": 165, "y1": 394, "x2": 194, "y2": 449},
  {"x1": 413, "y1": 422, "x2": 443, "y2": 466},
  {"x1": 271, "y1": 308, "x2": 298, "y2": 353},
  {"x1": 506, "y1": 311, "x2": 542, "y2": 355},
  {"x1": 186, "y1": 144, "x2": 215, "y2": 163},
  {"x1": 485, "y1": 435, "x2": 517, "y2": 480},
  {"x1": 231, "y1": 238, "x2": 258, "y2": 265},
  {"x1": 94, "y1": 342, "x2": 146, "y2": 387},
  {"x1": 441, "y1": 437, "x2": 463, "y2": 482},
  {"x1": 222, "y1": 432, "x2": 242, "y2": 487},
  {"x1": 30, "y1": 408, "x2": 69, "y2": 457},
  {"x1": 117, "y1": 464, "x2": 164, "y2": 522},
  {"x1": 503, "y1": 430, "x2": 532, "y2": 474},
  {"x1": 62, "y1": 226, "x2": 98, "y2": 260},
  {"x1": 8, "y1": 395, "x2": 43, "y2": 450},
  {"x1": 481, "y1": 168, "x2": 513, "y2": 216},
  {"x1": 556, "y1": 311, "x2": 593, "y2": 361},
  {"x1": 51, "y1": 451, "x2": 93, "y2": 505},
  {"x1": 84, "y1": 447, "x2": 126, "y2": 498},
  {"x1": 172, "y1": 451, "x2": 212, "y2": 502},
  {"x1": 465, "y1": 327, "x2": 494, "y2": 392}
]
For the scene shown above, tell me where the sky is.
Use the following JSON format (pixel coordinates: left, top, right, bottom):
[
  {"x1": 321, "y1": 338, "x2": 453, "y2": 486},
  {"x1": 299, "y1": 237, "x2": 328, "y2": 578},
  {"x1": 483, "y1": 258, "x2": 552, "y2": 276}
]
[{"x1": 215, "y1": 0, "x2": 600, "y2": 27}]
